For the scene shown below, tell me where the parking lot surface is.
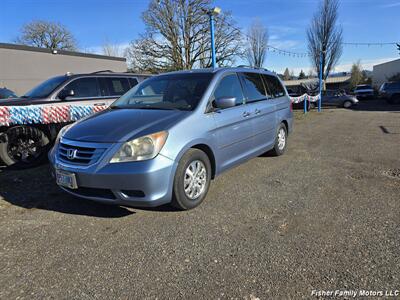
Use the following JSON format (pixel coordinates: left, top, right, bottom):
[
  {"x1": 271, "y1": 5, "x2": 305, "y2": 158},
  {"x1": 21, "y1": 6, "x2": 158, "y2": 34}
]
[{"x1": 1, "y1": 101, "x2": 399, "y2": 299}]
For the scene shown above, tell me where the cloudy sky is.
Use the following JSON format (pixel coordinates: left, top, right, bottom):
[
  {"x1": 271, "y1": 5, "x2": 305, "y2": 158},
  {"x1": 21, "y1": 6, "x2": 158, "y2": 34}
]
[{"x1": 1, "y1": 0, "x2": 399, "y2": 74}]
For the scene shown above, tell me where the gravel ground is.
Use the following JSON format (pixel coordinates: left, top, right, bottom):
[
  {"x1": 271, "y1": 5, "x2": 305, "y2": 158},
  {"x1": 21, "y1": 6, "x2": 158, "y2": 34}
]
[{"x1": 0, "y1": 100, "x2": 399, "y2": 299}]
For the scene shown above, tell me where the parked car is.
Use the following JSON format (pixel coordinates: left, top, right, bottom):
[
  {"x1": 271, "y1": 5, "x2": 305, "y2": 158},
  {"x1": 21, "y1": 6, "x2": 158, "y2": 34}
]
[
  {"x1": 0, "y1": 71, "x2": 149, "y2": 168},
  {"x1": 322, "y1": 90, "x2": 358, "y2": 108},
  {"x1": 0, "y1": 87, "x2": 17, "y2": 99},
  {"x1": 354, "y1": 84, "x2": 374, "y2": 100},
  {"x1": 49, "y1": 67, "x2": 293, "y2": 210},
  {"x1": 379, "y1": 81, "x2": 400, "y2": 104}
]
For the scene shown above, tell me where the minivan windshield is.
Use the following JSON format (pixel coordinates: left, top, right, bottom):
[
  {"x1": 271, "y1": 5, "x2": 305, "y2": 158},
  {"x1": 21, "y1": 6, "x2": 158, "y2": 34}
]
[
  {"x1": 24, "y1": 75, "x2": 68, "y2": 98},
  {"x1": 111, "y1": 73, "x2": 213, "y2": 111}
]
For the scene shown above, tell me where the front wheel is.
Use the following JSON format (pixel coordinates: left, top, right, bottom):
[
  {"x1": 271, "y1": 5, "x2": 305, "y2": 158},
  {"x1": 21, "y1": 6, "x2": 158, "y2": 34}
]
[
  {"x1": 171, "y1": 149, "x2": 211, "y2": 210},
  {"x1": 0, "y1": 126, "x2": 50, "y2": 168},
  {"x1": 343, "y1": 101, "x2": 352, "y2": 108}
]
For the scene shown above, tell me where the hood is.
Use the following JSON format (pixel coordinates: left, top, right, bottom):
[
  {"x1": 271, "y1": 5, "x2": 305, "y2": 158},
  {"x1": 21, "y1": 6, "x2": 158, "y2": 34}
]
[{"x1": 64, "y1": 108, "x2": 189, "y2": 143}]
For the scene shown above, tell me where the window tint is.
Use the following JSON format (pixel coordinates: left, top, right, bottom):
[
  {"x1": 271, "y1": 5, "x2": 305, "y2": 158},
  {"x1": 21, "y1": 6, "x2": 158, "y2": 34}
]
[
  {"x1": 240, "y1": 73, "x2": 267, "y2": 102},
  {"x1": 105, "y1": 78, "x2": 130, "y2": 96},
  {"x1": 387, "y1": 82, "x2": 400, "y2": 89},
  {"x1": 263, "y1": 75, "x2": 285, "y2": 98},
  {"x1": 62, "y1": 77, "x2": 100, "y2": 99},
  {"x1": 212, "y1": 74, "x2": 244, "y2": 106},
  {"x1": 129, "y1": 78, "x2": 139, "y2": 88}
]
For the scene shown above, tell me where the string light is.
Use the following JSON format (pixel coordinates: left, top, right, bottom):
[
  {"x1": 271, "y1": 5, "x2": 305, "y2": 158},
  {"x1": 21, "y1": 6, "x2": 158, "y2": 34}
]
[{"x1": 223, "y1": 17, "x2": 398, "y2": 59}]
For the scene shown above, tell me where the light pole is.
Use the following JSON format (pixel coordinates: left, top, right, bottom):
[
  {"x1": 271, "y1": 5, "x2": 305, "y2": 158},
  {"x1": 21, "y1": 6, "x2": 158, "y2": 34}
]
[
  {"x1": 205, "y1": 7, "x2": 221, "y2": 69},
  {"x1": 318, "y1": 46, "x2": 324, "y2": 112}
]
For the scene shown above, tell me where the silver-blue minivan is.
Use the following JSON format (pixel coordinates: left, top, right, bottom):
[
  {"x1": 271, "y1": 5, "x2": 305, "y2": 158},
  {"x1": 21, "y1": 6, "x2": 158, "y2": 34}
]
[{"x1": 49, "y1": 67, "x2": 293, "y2": 210}]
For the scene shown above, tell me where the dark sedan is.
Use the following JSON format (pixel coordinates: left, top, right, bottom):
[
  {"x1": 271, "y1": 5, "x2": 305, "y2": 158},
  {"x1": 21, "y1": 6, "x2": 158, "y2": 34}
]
[{"x1": 322, "y1": 90, "x2": 359, "y2": 108}]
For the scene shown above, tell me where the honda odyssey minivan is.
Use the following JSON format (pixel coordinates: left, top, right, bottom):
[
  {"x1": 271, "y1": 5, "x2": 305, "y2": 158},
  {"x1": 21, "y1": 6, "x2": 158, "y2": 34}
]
[{"x1": 49, "y1": 67, "x2": 293, "y2": 210}]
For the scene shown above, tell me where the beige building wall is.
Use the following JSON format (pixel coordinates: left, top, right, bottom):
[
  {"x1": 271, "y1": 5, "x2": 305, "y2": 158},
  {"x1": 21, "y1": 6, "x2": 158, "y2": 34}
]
[
  {"x1": 373, "y1": 59, "x2": 400, "y2": 89},
  {"x1": 0, "y1": 44, "x2": 127, "y2": 95}
]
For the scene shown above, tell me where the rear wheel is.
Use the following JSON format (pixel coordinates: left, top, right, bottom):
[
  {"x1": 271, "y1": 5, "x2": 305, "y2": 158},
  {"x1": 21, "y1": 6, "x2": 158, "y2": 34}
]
[
  {"x1": 171, "y1": 149, "x2": 211, "y2": 210},
  {"x1": 270, "y1": 123, "x2": 287, "y2": 156},
  {"x1": 0, "y1": 126, "x2": 50, "y2": 168}
]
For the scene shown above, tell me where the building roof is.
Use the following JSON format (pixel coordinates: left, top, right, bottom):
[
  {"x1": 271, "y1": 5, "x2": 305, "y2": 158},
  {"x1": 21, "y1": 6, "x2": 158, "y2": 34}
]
[
  {"x1": 0, "y1": 42, "x2": 126, "y2": 62},
  {"x1": 284, "y1": 75, "x2": 351, "y2": 86},
  {"x1": 373, "y1": 58, "x2": 400, "y2": 68}
]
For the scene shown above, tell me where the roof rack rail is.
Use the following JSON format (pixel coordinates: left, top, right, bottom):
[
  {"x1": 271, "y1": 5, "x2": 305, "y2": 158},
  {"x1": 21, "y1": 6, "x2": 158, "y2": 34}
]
[
  {"x1": 91, "y1": 70, "x2": 115, "y2": 74},
  {"x1": 236, "y1": 65, "x2": 271, "y2": 72}
]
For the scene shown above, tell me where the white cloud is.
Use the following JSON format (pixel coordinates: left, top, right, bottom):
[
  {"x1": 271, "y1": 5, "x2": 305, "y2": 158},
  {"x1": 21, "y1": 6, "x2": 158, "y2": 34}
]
[
  {"x1": 332, "y1": 57, "x2": 399, "y2": 72},
  {"x1": 81, "y1": 42, "x2": 130, "y2": 56}
]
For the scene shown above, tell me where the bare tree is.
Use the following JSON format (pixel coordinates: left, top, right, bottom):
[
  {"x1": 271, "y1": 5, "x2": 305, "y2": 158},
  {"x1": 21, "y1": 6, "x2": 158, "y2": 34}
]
[
  {"x1": 16, "y1": 20, "x2": 77, "y2": 50},
  {"x1": 126, "y1": 0, "x2": 243, "y2": 72},
  {"x1": 307, "y1": 0, "x2": 343, "y2": 85},
  {"x1": 102, "y1": 40, "x2": 125, "y2": 57},
  {"x1": 245, "y1": 19, "x2": 268, "y2": 68}
]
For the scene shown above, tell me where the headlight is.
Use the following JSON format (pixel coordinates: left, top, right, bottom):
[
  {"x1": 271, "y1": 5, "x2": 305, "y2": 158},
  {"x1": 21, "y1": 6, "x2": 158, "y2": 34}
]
[{"x1": 110, "y1": 131, "x2": 168, "y2": 163}]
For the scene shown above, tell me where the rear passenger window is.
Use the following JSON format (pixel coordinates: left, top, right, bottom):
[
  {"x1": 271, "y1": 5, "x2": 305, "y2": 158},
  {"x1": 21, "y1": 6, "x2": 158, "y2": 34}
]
[
  {"x1": 263, "y1": 75, "x2": 285, "y2": 98},
  {"x1": 240, "y1": 73, "x2": 267, "y2": 103},
  {"x1": 106, "y1": 78, "x2": 130, "y2": 96},
  {"x1": 129, "y1": 78, "x2": 139, "y2": 88},
  {"x1": 212, "y1": 74, "x2": 244, "y2": 106}
]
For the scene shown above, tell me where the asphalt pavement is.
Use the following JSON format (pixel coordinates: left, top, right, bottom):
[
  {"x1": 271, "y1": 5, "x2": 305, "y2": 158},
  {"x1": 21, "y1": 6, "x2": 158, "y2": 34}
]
[{"x1": 0, "y1": 100, "x2": 399, "y2": 299}]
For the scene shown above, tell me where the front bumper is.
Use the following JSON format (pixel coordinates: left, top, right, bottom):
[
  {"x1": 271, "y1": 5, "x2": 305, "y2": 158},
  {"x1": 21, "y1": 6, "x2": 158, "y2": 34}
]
[{"x1": 49, "y1": 139, "x2": 178, "y2": 207}]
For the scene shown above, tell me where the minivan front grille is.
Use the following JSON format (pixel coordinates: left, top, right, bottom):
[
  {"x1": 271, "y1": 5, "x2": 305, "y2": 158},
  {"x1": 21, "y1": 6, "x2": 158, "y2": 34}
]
[{"x1": 58, "y1": 142, "x2": 106, "y2": 165}]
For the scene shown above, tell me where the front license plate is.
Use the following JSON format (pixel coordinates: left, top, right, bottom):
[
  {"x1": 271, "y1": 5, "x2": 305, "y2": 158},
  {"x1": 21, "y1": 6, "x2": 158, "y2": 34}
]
[{"x1": 56, "y1": 170, "x2": 78, "y2": 189}]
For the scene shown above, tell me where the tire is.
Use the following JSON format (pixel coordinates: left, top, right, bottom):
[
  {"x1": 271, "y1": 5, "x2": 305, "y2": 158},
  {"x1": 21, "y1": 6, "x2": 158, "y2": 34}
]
[
  {"x1": 171, "y1": 148, "x2": 212, "y2": 210},
  {"x1": 270, "y1": 123, "x2": 287, "y2": 156},
  {"x1": 0, "y1": 126, "x2": 50, "y2": 169},
  {"x1": 343, "y1": 101, "x2": 352, "y2": 108}
]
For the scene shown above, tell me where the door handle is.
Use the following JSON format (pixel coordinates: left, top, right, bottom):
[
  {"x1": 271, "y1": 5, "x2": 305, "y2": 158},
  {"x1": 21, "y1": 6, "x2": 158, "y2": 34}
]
[
  {"x1": 242, "y1": 111, "x2": 251, "y2": 117},
  {"x1": 255, "y1": 109, "x2": 261, "y2": 115},
  {"x1": 94, "y1": 103, "x2": 106, "y2": 106}
]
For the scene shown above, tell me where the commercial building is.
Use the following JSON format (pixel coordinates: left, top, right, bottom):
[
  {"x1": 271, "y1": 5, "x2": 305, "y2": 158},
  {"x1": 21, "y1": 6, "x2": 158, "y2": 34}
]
[
  {"x1": 284, "y1": 75, "x2": 351, "y2": 93},
  {"x1": 372, "y1": 58, "x2": 400, "y2": 88},
  {"x1": 0, "y1": 43, "x2": 127, "y2": 95}
]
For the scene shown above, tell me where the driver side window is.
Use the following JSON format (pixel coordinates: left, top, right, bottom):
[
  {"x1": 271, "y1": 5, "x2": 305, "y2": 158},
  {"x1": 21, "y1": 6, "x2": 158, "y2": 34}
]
[
  {"x1": 212, "y1": 74, "x2": 244, "y2": 108},
  {"x1": 60, "y1": 77, "x2": 100, "y2": 99}
]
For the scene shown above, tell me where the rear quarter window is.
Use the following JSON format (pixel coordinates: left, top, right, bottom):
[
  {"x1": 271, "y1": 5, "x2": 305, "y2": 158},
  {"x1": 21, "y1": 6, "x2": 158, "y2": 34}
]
[{"x1": 262, "y1": 74, "x2": 285, "y2": 98}]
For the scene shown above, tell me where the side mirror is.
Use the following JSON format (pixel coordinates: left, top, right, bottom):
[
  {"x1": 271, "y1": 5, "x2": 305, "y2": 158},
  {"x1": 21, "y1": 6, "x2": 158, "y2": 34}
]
[
  {"x1": 214, "y1": 97, "x2": 236, "y2": 109},
  {"x1": 58, "y1": 89, "x2": 75, "y2": 100}
]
